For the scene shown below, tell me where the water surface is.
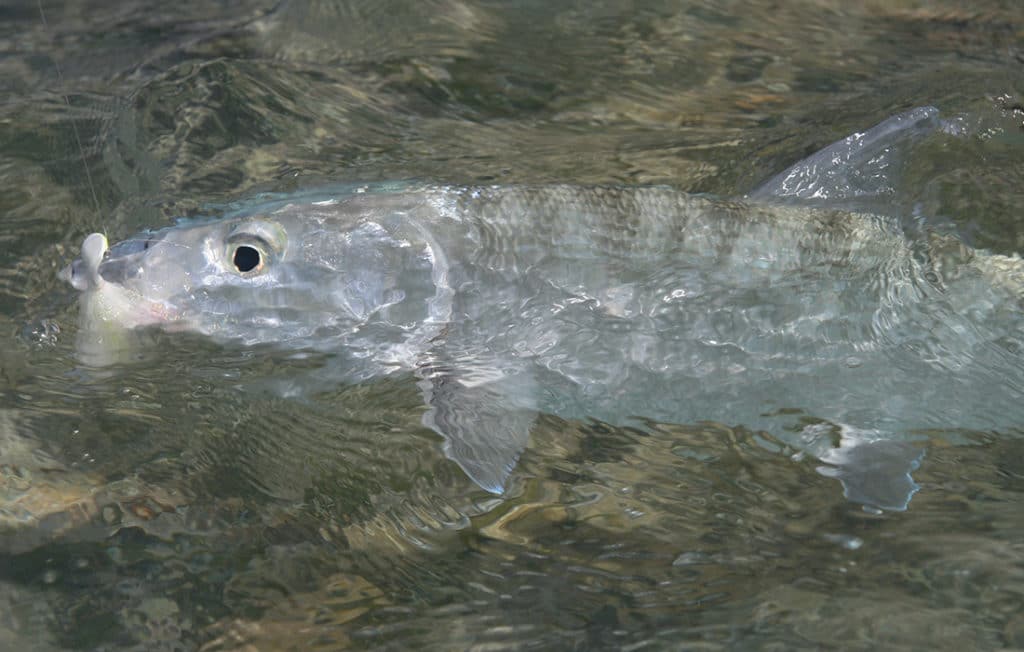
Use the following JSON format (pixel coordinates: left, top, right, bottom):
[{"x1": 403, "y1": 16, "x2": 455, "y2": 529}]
[{"x1": 2, "y1": 0, "x2": 1024, "y2": 649}]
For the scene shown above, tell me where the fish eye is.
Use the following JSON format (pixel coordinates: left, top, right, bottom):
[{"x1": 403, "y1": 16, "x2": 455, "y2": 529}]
[
  {"x1": 225, "y1": 218, "x2": 285, "y2": 276},
  {"x1": 232, "y1": 244, "x2": 263, "y2": 274}
]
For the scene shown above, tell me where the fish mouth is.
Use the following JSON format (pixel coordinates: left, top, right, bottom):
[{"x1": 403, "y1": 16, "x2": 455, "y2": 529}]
[
  {"x1": 60, "y1": 232, "x2": 109, "y2": 291},
  {"x1": 61, "y1": 232, "x2": 180, "y2": 330},
  {"x1": 61, "y1": 231, "x2": 167, "y2": 290}
]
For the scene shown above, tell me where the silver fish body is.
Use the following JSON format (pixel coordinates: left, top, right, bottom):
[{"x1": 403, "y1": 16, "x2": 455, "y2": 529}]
[{"x1": 60, "y1": 110, "x2": 1024, "y2": 509}]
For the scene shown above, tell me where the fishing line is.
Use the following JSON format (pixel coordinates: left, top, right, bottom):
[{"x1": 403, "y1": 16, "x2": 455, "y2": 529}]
[{"x1": 37, "y1": 0, "x2": 103, "y2": 218}]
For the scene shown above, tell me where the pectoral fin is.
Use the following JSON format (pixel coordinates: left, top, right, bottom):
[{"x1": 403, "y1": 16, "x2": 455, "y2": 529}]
[
  {"x1": 816, "y1": 439, "x2": 923, "y2": 511},
  {"x1": 419, "y1": 364, "x2": 537, "y2": 493}
]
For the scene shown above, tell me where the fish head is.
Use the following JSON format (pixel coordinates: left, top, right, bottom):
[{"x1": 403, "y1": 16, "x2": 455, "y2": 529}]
[
  {"x1": 61, "y1": 216, "x2": 289, "y2": 329},
  {"x1": 60, "y1": 198, "x2": 452, "y2": 363}
]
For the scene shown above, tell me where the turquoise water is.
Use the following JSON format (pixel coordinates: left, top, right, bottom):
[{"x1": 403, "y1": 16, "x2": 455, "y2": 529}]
[{"x1": 2, "y1": 1, "x2": 1024, "y2": 649}]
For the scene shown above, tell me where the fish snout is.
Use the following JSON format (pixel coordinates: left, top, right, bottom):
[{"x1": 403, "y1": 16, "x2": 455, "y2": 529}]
[{"x1": 59, "y1": 233, "x2": 108, "y2": 291}]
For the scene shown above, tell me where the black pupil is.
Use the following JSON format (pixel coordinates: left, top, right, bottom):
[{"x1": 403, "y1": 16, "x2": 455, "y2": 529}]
[{"x1": 233, "y1": 245, "x2": 261, "y2": 273}]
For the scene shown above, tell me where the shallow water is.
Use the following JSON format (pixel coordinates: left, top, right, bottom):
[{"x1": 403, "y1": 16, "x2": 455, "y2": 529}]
[{"x1": 3, "y1": 0, "x2": 1024, "y2": 649}]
